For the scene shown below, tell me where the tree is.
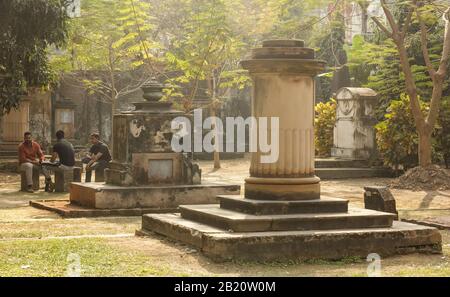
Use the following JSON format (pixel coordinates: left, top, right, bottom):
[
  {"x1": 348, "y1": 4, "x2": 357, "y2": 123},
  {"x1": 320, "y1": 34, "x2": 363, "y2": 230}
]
[
  {"x1": 311, "y1": 11, "x2": 348, "y2": 100},
  {"x1": 164, "y1": 0, "x2": 249, "y2": 169},
  {"x1": 372, "y1": 0, "x2": 450, "y2": 167},
  {"x1": 52, "y1": 0, "x2": 158, "y2": 113},
  {"x1": 356, "y1": 0, "x2": 371, "y2": 37},
  {"x1": 0, "y1": 0, "x2": 69, "y2": 114}
]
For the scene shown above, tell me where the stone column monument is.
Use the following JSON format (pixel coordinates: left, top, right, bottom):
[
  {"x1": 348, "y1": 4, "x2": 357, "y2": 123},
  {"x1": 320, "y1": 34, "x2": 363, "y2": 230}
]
[
  {"x1": 140, "y1": 40, "x2": 441, "y2": 262},
  {"x1": 241, "y1": 39, "x2": 325, "y2": 201}
]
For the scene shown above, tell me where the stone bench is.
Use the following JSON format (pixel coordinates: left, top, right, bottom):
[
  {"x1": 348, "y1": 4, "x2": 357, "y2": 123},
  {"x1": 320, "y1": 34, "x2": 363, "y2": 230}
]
[
  {"x1": 94, "y1": 168, "x2": 106, "y2": 183},
  {"x1": 20, "y1": 167, "x2": 40, "y2": 191},
  {"x1": 54, "y1": 167, "x2": 82, "y2": 192}
]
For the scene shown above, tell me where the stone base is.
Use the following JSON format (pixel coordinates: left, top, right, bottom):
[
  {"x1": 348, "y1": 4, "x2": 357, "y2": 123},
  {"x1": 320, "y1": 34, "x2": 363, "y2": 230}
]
[
  {"x1": 139, "y1": 194, "x2": 442, "y2": 261},
  {"x1": 139, "y1": 214, "x2": 441, "y2": 262},
  {"x1": 331, "y1": 147, "x2": 372, "y2": 160},
  {"x1": 70, "y1": 182, "x2": 241, "y2": 210},
  {"x1": 245, "y1": 177, "x2": 321, "y2": 201},
  {"x1": 316, "y1": 168, "x2": 394, "y2": 179},
  {"x1": 30, "y1": 200, "x2": 179, "y2": 218}
]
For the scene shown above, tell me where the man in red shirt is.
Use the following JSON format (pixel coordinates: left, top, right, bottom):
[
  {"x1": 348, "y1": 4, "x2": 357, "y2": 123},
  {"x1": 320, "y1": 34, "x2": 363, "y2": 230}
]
[{"x1": 18, "y1": 132, "x2": 52, "y2": 193}]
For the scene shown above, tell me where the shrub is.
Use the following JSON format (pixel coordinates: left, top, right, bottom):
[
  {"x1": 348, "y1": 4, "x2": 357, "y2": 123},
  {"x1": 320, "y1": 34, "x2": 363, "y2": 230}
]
[
  {"x1": 315, "y1": 99, "x2": 336, "y2": 157},
  {"x1": 375, "y1": 94, "x2": 430, "y2": 171},
  {"x1": 435, "y1": 97, "x2": 450, "y2": 168}
]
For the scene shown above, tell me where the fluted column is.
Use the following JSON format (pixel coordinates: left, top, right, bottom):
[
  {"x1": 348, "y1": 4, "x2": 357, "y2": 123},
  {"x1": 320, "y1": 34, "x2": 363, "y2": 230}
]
[{"x1": 241, "y1": 40, "x2": 325, "y2": 201}]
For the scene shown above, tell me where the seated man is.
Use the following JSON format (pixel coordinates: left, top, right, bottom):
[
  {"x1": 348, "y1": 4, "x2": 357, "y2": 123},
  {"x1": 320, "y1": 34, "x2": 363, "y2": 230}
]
[
  {"x1": 18, "y1": 132, "x2": 51, "y2": 193},
  {"x1": 42, "y1": 130, "x2": 76, "y2": 192},
  {"x1": 82, "y1": 133, "x2": 111, "y2": 182}
]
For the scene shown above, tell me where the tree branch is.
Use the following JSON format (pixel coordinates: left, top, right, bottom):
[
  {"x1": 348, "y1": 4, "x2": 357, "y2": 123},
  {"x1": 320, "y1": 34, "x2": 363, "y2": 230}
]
[
  {"x1": 426, "y1": 7, "x2": 450, "y2": 128},
  {"x1": 437, "y1": 8, "x2": 450, "y2": 76},
  {"x1": 372, "y1": 16, "x2": 392, "y2": 37},
  {"x1": 380, "y1": 0, "x2": 399, "y2": 35},
  {"x1": 417, "y1": 6, "x2": 436, "y2": 79},
  {"x1": 401, "y1": 7, "x2": 414, "y2": 39}
]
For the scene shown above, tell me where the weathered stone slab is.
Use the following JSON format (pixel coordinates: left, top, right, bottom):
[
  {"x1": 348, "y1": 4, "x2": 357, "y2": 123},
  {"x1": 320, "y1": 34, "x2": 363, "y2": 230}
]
[
  {"x1": 141, "y1": 213, "x2": 225, "y2": 248},
  {"x1": 218, "y1": 195, "x2": 349, "y2": 215},
  {"x1": 401, "y1": 217, "x2": 450, "y2": 230},
  {"x1": 364, "y1": 186, "x2": 398, "y2": 219},
  {"x1": 179, "y1": 205, "x2": 395, "y2": 232},
  {"x1": 316, "y1": 168, "x2": 393, "y2": 179},
  {"x1": 30, "y1": 200, "x2": 178, "y2": 218},
  {"x1": 140, "y1": 214, "x2": 441, "y2": 261},
  {"x1": 70, "y1": 182, "x2": 240, "y2": 210}
]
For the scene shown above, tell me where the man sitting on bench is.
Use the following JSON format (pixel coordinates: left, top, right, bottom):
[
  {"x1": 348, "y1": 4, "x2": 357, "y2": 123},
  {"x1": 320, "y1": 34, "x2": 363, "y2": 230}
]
[
  {"x1": 42, "y1": 130, "x2": 76, "y2": 192},
  {"x1": 18, "y1": 132, "x2": 51, "y2": 193},
  {"x1": 82, "y1": 133, "x2": 111, "y2": 182}
]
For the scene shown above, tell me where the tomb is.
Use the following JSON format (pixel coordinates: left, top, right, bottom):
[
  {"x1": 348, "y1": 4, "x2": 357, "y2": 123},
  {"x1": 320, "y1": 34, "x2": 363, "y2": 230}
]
[
  {"x1": 331, "y1": 87, "x2": 378, "y2": 160},
  {"x1": 32, "y1": 79, "x2": 240, "y2": 217},
  {"x1": 138, "y1": 40, "x2": 441, "y2": 261}
]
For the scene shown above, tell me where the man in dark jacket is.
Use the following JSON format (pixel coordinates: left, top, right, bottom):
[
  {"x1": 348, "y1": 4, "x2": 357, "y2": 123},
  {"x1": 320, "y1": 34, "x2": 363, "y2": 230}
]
[
  {"x1": 42, "y1": 130, "x2": 76, "y2": 192},
  {"x1": 82, "y1": 133, "x2": 111, "y2": 182}
]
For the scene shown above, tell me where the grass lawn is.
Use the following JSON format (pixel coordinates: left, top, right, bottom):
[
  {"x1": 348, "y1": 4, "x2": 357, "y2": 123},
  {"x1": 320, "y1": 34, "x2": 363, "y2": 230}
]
[
  {"x1": 1, "y1": 164, "x2": 450, "y2": 277},
  {"x1": 0, "y1": 234, "x2": 449, "y2": 277},
  {"x1": 0, "y1": 238, "x2": 179, "y2": 277}
]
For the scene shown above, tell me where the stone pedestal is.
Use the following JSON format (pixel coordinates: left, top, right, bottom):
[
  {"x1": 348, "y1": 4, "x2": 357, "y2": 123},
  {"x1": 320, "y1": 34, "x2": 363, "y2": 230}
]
[
  {"x1": 138, "y1": 40, "x2": 441, "y2": 261},
  {"x1": 54, "y1": 166, "x2": 82, "y2": 193}
]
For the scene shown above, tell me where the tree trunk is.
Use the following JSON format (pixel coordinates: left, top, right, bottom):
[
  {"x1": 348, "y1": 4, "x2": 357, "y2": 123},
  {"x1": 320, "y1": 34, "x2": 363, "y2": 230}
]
[
  {"x1": 372, "y1": 2, "x2": 450, "y2": 169},
  {"x1": 418, "y1": 129, "x2": 433, "y2": 167},
  {"x1": 210, "y1": 105, "x2": 221, "y2": 170},
  {"x1": 108, "y1": 44, "x2": 116, "y2": 149},
  {"x1": 360, "y1": 4, "x2": 369, "y2": 38},
  {"x1": 208, "y1": 74, "x2": 221, "y2": 170}
]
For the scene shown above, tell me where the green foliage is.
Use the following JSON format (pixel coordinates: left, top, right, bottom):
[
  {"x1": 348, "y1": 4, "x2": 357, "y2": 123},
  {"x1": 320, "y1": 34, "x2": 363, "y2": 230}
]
[
  {"x1": 311, "y1": 13, "x2": 347, "y2": 68},
  {"x1": 51, "y1": 0, "x2": 157, "y2": 104},
  {"x1": 311, "y1": 12, "x2": 347, "y2": 101},
  {"x1": 375, "y1": 94, "x2": 427, "y2": 170},
  {"x1": 163, "y1": 0, "x2": 250, "y2": 111},
  {"x1": 315, "y1": 99, "x2": 336, "y2": 157},
  {"x1": 345, "y1": 35, "x2": 376, "y2": 87},
  {"x1": 0, "y1": 0, "x2": 69, "y2": 114},
  {"x1": 376, "y1": 94, "x2": 449, "y2": 170},
  {"x1": 435, "y1": 97, "x2": 450, "y2": 168},
  {"x1": 264, "y1": 0, "x2": 332, "y2": 41},
  {"x1": 345, "y1": 3, "x2": 450, "y2": 121}
]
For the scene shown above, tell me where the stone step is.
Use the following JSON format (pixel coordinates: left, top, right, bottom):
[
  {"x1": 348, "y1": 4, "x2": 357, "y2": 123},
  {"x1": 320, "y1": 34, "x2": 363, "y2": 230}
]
[
  {"x1": 316, "y1": 168, "x2": 394, "y2": 179},
  {"x1": 179, "y1": 204, "x2": 395, "y2": 232},
  {"x1": 0, "y1": 150, "x2": 17, "y2": 158},
  {"x1": 315, "y1": 159, "x2": 370, "y2": 168},
  {"x1": 0, "y1": 143, "x2": 20, "y2": 153},
  {"x1": 70, "y1": 182, "x2": 240, "y2": 210},
  {"x1": 140, "y1": 213, "x2": 442, "y2": 261},
  {"x1": 218, "y1": 195, "x2": 349, "y2": 215}
]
